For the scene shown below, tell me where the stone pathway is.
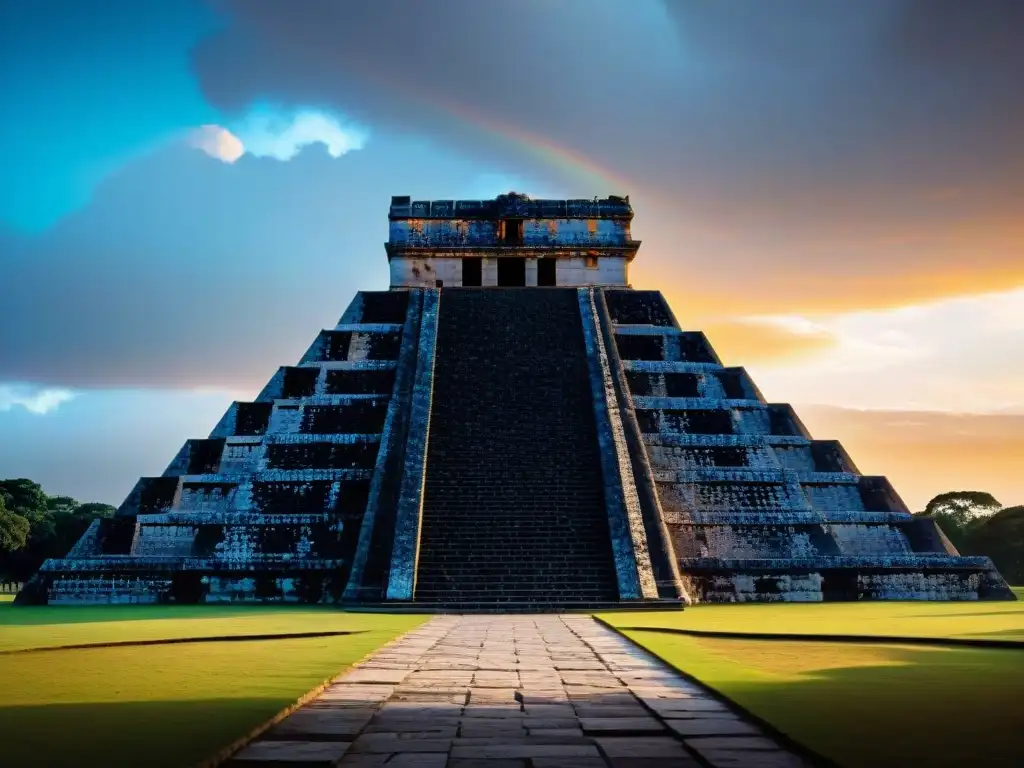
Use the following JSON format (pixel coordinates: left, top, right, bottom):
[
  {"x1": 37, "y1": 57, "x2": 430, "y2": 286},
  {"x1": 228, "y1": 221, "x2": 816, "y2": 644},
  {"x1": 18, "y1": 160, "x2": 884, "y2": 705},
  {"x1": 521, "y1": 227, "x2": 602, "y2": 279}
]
[{"x1": 229, "y1": 615, "x2": 814, "y2": 768}]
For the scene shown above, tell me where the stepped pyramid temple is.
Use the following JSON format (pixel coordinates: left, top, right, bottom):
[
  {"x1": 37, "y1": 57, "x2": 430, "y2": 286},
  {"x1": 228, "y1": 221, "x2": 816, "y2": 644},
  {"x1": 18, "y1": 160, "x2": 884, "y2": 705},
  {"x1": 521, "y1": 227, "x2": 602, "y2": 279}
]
[{"x1": 20, "y1": 193, "x2": 1014, "y2": 607}]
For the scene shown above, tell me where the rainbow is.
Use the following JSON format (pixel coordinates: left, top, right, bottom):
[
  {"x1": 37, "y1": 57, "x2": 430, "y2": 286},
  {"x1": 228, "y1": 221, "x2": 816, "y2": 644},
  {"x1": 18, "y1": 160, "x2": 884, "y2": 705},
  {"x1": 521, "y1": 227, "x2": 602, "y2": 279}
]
[
  {"x1": 342, "y1": 61, "x2": 635, "y2": 197},
  {"x1": 436, "y1": 99, "x2": 635, "y2": 197}
]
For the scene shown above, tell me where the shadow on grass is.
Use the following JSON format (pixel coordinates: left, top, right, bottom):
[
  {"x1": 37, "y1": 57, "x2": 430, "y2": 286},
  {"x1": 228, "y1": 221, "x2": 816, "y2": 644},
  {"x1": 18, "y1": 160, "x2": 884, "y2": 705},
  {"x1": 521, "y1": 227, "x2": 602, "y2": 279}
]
[
  {"x1": 16, "y1": 630, "x2": 1013, "y2": 768},
  {"x1": 0, "y1": 629, "x2": 369, "y2": 655},
  {"x1": 610, "y1": 623, "x2": 1024, "y2": 649},
  {"x1": 0, "y1": 626, "x2": 427, "y2": 766},
  {"x1": 962, "y1": 627, "x2": 1024, "y2": 638},
  {"x1": 727, "y1": 654, "x2": 1022, "y2": 768},
  {"x1": 903, "y1": 609, "x2": 1024, "y2": 619},
  {"x1": 0, "y1": 603, "x2": 340, "y2": 627},
  {"x1": 0, "y1": 699, "x2": 287, "y2": 768},
  {"x1": 628, "y1": 631, "x2": 1024, "y2": 768}
]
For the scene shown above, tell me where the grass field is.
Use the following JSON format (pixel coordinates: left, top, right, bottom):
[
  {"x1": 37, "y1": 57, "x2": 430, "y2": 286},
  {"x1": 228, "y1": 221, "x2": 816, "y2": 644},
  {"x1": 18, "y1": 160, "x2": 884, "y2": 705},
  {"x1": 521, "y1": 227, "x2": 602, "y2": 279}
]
[
  {"x1": 0, "y1": 601, "x2": 419, "y2": 652},
  {"x1": 601, "y1": 592, "x2": 1024, "y2": 641},
  {"x1": 0, "y1": 603, "x2": 426, "y2": 767},
  {"x1": 602, "y1": 598, "x2": 1024, "y2": 768},
  {"x1": 2, "y1": 594, "x2": 1021, "y2": 767}
]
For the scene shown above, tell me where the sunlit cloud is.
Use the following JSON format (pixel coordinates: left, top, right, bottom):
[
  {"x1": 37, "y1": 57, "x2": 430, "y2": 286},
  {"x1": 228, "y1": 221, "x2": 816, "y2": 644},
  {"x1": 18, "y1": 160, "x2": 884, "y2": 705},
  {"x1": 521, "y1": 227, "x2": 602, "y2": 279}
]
[
  {"x1": 0, "y1": 385, "x2": 77, "y2": 415},
  {"x1": 743, "y1": 288, "x2": 1024, "y2": 414},
  {"x1": 644, "y1": 210, "x2": 1024, "y2": 321},
  {"x1": 702, "y1": 318, "x2": 834, "y2": 364},
  {"x1": 187, "y1": 124, "x2": 245, "y2": 163},
  {"x1": 187, "y1": 108, "x2": 367, "y2": 164},
  {"x1": 230, "y1": 107, "x2": 368, "y2": 161}
]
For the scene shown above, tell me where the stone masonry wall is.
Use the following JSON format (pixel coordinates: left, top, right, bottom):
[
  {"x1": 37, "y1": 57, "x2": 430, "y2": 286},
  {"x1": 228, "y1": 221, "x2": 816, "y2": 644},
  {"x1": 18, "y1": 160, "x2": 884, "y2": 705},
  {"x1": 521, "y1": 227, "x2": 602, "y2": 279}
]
[
  {"x1": 29, "y1": 291, "x2": 417, "y2": 605},
  {"x1": 603, "y1": 288, "x2": 1015, "y2": 603}
]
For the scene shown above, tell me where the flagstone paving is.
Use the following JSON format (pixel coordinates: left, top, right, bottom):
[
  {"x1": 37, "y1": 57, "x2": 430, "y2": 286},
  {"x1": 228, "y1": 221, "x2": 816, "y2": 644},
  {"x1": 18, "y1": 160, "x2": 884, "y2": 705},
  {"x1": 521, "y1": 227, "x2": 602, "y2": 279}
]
[{"x1": 228, "y1": 615, "x2": 814, "y2": 767}]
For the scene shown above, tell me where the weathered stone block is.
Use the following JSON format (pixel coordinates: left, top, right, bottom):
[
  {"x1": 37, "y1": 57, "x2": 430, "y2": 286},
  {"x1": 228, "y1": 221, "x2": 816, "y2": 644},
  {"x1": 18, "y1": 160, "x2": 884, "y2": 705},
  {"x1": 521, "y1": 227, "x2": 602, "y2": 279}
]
[{"x1": 23, "y1": 194, "x2": 1015, "y2": 607}]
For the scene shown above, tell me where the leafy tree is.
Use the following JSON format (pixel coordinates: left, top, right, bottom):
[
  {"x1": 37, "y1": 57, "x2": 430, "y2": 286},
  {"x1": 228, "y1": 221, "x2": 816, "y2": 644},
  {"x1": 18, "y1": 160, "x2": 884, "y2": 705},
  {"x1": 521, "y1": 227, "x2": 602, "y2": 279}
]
[
  {"x1": 71, "y1": 502, "x2": 117, "y2": 519},
  {"x1": 917, "y1": 491, "x2": 1023, "y2": 585},
  {"x1": 962, "y1": 506, "x2": 1024, "y2": 585},
  {"x1": 0, "y1": 478, "x2": 49, "y2": 518},
  {"x1": 924, "y1": 491, "x2": 1002, "y2": 523},
  {"x1": 0, "y1": 478, "x2": 53, "y2": 544},
  {"x1": 917, "y1": 491, "x2": 1002, "y2": 551},
  {"x1": 0, "y1": 497, "x2": 30, "y2": 553},
  {"x1": 0, "y1": 479, "x2": 117, "y2": 583},
  {"x1": 46, "y1": 495, "x2": 80, "y2": 514}
]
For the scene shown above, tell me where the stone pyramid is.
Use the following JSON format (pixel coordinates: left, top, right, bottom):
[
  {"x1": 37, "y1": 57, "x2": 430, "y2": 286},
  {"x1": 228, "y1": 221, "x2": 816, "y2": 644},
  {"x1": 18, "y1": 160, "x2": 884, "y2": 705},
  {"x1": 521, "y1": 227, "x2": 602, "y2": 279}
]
[{"x1": 20, "y1": 193, "x2": 1014, "y2": 607}]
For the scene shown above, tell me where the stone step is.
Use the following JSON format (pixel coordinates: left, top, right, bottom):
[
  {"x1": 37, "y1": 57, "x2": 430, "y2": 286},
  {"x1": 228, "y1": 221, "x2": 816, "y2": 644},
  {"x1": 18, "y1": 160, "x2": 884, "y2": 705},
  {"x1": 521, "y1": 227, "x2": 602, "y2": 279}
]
[
  {"x1": 416, "y1": 288, "x2": 620, "y2": 604},
  {"x1": 416, "y1": 540, "x2": 613, "y2": 548},
  {"x1": 414, "y1": 594, "x2": 618, "y2": 603},
  {"x1": 416, "y1": 579, "x2": 615, "y2": 587},
  {"x1": 379, "y1": 600, "x2": 633, "y2": 611},
  {"x1": 416, "y1": 556, "x2": 615, "y2": 563},
  {"x1": 412, "y1": 566, "x2": 624, "y2": 584},
  {"x1": 414, "y1": 562, "x2": 616, "y2": 572}
]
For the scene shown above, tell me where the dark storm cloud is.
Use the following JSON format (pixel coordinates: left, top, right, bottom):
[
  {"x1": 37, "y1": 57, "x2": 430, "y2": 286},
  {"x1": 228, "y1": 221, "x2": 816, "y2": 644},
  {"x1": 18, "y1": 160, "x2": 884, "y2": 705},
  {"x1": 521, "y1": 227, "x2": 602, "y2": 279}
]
[
  {"x1": 1, "y1": 145, "x2": 364, "y2": 389},
  {"x1": 655, "y1": 0, "x2": 1024, "y2": 215},
  {"x1": 191, "y1": 0, "x2": 639, "y2": 181},
  {"x1": 192, "y1": 0, "x2": 1024, "y2": 280},
  {"x1": 0, "y1": 139, "x2": 489, "y2": 390},
  {"x1": 193, "y1": 0, "x2": 1024, "y2": 188},
  {"x1": 882, "y1": 1, "x2": 1024, "y2": 142},
  {"x1": 891, "y1": 0, "x2": 1024, "y2": 77},
  {"x1": 5, "y1": 1, "x2": 1021, "y2": 391}
]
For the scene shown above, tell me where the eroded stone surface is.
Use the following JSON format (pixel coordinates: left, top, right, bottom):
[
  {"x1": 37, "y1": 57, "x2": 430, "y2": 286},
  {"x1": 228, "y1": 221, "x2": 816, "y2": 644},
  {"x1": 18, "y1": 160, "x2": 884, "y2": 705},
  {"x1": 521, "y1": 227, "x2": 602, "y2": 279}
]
[
  {"x1": 30, "y1": 205, "x2": 1015, "y2": 610},
  {"x1": 664, "y1": 717, "x2": 760, "y2": 737},
  {"x1": 231, "y1": 739, "x2": 352, "y2": 764},
  {"x1": 228, "y1": 615, "x2": 815, "y2": 767}
]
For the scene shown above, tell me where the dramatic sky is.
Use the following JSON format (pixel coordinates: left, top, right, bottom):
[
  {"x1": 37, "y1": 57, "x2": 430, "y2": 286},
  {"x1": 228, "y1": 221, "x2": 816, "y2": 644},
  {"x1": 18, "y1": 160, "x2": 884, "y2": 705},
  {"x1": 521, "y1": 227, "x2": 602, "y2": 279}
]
[{"x1": 1, "y1": 0, "x2": 1022, "y2": 510}]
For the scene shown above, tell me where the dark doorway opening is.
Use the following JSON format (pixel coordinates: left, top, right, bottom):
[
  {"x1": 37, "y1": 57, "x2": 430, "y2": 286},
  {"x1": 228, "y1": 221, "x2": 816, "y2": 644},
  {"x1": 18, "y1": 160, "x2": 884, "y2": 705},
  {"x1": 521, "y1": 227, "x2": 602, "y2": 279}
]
[
  {"x1": 497, "y1": 257, "x2": 526, "y2": 286},
  {"x1": 462, "y1": 257, "x2": 482, "y2": 286},
  {"x1": 537, "y1": 257, "x2": 557, "y2": 286},
  {"x1": 503, "y1": 219, "x2": 524, "y2": 245}
]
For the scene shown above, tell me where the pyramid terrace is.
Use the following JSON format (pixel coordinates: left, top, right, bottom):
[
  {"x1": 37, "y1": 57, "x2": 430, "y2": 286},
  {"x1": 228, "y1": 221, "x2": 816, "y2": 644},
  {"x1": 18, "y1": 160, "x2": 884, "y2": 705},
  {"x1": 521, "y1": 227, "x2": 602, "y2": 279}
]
[{"x1": 18, "y1": 193, "x2": 1014, "y2": 608}]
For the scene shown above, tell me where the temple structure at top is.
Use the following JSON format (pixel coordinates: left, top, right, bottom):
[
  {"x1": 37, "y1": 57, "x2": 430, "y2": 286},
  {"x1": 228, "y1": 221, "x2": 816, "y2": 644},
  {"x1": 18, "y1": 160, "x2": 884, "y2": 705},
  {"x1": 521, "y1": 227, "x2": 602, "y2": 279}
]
[
  {"x1": 17, "y1": 192, "x2": 1015, "y2": 608},
  {"x1": 386, "y1": 192, "x2": 637, "y2": 288}
]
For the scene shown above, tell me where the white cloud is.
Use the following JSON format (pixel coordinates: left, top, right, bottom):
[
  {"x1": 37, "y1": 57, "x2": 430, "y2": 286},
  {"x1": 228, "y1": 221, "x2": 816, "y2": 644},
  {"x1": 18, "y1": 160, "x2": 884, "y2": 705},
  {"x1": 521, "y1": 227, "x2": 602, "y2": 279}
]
[
  {"x1": 230, "y1": 108, "x2": 367, "y2": 161},
  {"x1": 187, "y1": 124, "x2": 245, "y2": 163},
  {"x1": 0, "y1": 385, "x2": 77, "y2": 415},
  {"x1": 187, "y1": 109, "x2": 367, "y2": 164},
  {"x1": 744, "y1": 314, "x2": 831, "y2": 338},
  {"x1": 743, "y1": 288, "x2": 1024, "y2": 414}
]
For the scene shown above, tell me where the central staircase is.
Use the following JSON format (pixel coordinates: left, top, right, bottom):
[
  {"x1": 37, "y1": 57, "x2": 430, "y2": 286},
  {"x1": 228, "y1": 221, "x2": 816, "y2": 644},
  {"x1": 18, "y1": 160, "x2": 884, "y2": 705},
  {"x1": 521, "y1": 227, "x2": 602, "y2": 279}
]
[{"x1": 415, "y1": 288, "x2": 620, "y2": 609}]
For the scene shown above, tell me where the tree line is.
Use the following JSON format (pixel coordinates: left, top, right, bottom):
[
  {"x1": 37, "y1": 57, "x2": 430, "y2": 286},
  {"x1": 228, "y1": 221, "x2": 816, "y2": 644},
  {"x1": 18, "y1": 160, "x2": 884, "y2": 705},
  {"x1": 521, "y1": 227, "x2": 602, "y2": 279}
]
[
  {"x1": 0, "y1": 477, "x2": 1021, "y2": 588},
  {"x1": 913, "y1": 491, "x2": 1022, "y2": 584},
  {"x1": 0, "y1": 478, "x2": 116, "y2": 588}
]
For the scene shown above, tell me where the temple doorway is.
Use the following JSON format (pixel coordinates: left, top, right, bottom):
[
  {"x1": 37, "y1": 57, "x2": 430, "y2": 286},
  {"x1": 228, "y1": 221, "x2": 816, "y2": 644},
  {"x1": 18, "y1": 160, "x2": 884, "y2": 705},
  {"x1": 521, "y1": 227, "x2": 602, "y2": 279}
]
[{"x1": 497, "y1": 257, "x2": 526, "y2": 286}]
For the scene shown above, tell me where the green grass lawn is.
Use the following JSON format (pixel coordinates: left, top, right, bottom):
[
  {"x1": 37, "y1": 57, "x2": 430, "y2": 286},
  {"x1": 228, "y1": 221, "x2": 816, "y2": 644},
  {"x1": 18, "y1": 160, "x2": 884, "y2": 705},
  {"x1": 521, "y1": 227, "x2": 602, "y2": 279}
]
[
  {"x1": 2, "y1": 592, "x2": 1020, "y2": 767},
  {"x1": 600, "y1": 592, "x2": 1024, "y2": 641},
  {"x1": 0, "y1": 601, "x2": 422, "y2": 652},
  {"x1": 602, "y1": 598, "x2": 1024, "y2": 768},
  {"x1": 0, "y1": 603, "x2": 426, "y2": 767}
]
